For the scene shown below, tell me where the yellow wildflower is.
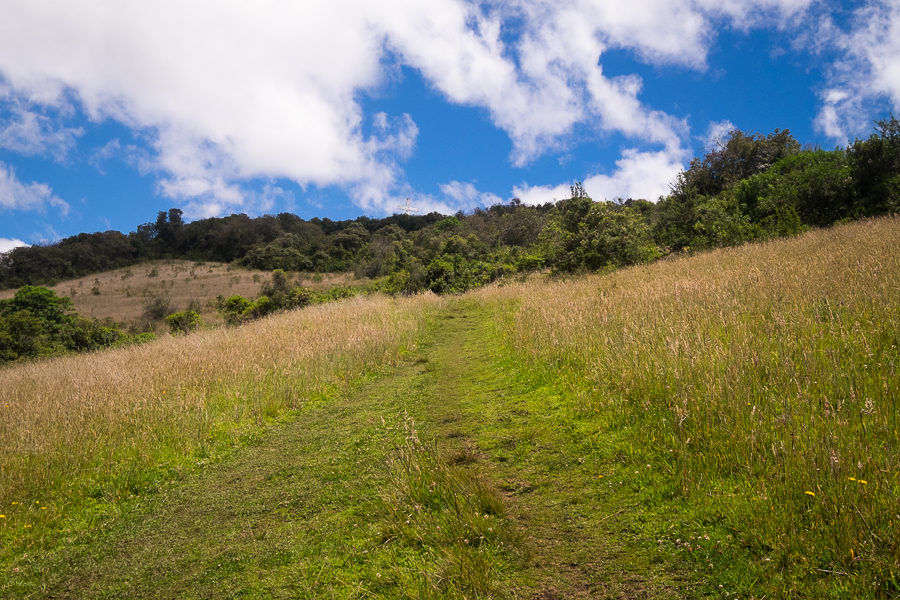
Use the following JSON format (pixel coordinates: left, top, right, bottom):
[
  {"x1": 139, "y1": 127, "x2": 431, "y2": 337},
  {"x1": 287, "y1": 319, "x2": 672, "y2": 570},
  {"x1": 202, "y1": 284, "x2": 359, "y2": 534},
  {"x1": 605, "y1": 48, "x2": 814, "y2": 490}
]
[{"x1": 805, "y1": 491, "x2": 815, "y2": 497}]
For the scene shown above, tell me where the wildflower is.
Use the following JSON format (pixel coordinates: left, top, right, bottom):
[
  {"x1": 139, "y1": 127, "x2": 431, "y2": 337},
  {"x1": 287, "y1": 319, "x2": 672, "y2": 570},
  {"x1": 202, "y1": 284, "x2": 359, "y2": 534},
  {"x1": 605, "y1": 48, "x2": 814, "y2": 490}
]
[
  {"x1": 0, "y1": 515, "x2": 5, "y2": 519},
  {"x1": 858, "y1": 480, "x2": 867, "y2": 485},
  {"x1": 849, "y1": 477, "x2": 856, "y2": 481},
  {"x1": 805, "y1": 491, "x2": 816, "y2": 497}
]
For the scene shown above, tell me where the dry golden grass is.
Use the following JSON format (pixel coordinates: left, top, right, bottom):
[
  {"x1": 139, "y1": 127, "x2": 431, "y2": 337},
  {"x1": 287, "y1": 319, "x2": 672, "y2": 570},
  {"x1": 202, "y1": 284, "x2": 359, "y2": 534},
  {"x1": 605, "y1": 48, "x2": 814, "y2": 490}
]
[
  {"x1": 0, "y1": 260, "x2": 369, "y2": 328},
  {"x1": 472, "y1": 216, "x2": 900, "y2": 594},
  {"x1": 0, "y1": 292, "x2": 442, "y2": 552}
]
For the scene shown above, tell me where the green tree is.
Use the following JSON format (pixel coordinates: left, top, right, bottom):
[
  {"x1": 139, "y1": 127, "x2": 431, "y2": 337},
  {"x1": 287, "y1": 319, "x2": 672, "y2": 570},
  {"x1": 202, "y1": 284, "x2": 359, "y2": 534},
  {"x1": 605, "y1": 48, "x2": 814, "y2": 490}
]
[
  {"x1": 673, "y1": 129, "x2": 801, "y2": 199},
  {"x1": 849, "y1": 115, "x2": 900, "y2": 216}
]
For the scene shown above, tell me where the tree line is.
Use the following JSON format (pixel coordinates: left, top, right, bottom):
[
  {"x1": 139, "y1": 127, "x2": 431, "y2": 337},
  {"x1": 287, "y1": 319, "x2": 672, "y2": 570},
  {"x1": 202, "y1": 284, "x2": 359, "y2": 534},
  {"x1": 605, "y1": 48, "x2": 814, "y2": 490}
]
[{"x1": 2, "y1": 117, "x2": 898, "y2": 297}]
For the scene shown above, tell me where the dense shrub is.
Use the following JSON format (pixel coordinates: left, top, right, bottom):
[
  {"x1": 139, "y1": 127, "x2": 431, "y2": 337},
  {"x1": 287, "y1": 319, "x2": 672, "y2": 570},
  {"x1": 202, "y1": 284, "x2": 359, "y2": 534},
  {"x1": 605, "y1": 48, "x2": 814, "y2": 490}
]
[
  {"x1": 0, "y1": 286, "x2": 149, "y2": 364},
  {"x1": 164, "y1": 310, "x2": 203, "y2": 334}
]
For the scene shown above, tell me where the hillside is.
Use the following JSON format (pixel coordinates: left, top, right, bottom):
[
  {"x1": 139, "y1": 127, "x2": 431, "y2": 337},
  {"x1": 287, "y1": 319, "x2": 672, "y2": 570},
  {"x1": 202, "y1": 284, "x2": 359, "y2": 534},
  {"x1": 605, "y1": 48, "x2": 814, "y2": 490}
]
[
  {"x1": 0, "y1": 259, "x2": 370, "y2": 330},
  {"x1": 1, "y1": 216, "x2": 897, "y2": 598}
]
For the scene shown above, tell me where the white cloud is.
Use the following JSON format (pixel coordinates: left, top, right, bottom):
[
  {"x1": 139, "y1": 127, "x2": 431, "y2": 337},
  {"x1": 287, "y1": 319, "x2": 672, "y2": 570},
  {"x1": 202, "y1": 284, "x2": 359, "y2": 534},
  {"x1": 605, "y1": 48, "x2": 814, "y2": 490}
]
[
  {"x1": 0, "y1": 103, "x2": 83, "y2": 161},
  {"x1": 512, "y1": 180, "x2": 572, "y2": 206},
  {"x1": 0, "y1": 0, "x2": 817, "y2": 217},
  {"x1": 583, "y1": 148, "x2": 686, "y2": 201},
  {"x1": 513, "y1": 146, "x2": 685, "y2": 205},
  {"x1": 814, "y1": 0, "x2": 900, "y2": 142},
  {"x1": 0, "y1": 161, "x2": 69, "y2": 215},
  {"x1": 439, "y1": 181, "x2": 502, "y2": 209},
  {"x1": 0, "y1": 237, "x2": 28, "y2": 253},
  {"x1": 89, "y1": 138, "x2": 139, "y2": 172}
]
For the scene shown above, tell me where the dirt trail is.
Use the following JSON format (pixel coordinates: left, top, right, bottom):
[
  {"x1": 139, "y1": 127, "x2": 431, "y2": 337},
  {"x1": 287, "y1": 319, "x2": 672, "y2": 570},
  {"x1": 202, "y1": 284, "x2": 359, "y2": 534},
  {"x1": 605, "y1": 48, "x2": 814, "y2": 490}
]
[{"x1": 33, "y1": 301, "x2": 687, "y2": 599}]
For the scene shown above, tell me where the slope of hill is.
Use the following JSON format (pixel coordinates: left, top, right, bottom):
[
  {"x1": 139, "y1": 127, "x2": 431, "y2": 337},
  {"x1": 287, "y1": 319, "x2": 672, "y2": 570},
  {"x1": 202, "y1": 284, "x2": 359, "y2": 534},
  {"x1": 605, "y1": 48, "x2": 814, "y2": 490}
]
[
  {"x1": 1, "y1": 217, "x2": 897, "y2": 598},
  {"x1": 0, "y1": 259, "x2": 370, "y2": 330}
]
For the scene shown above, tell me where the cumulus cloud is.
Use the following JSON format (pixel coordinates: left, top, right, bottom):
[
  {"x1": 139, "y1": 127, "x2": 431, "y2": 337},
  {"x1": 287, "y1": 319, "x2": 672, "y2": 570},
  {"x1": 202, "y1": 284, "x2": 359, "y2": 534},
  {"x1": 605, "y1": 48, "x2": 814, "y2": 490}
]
[
  {"x1": 88, "y1": 138, "x2": 151, "y2": 174},
  {"x1": 0, "y1": 161, "x2": 69, "y2": 215},
  {"x1": 0, "y1": 0, "x2": 817, "y2": 216},
  {"x1": 513, "y1": 146, "x2": 685, "y2": 205},
  {"x1": 0, "y1": 237, "x2": 29, "y2": 253},
  {"x1": 512, "y1": 180, "x2": 572, "y2": 206},
  {"x1": 814, "y1": 0, "x2": 900, "y2": 142},
  {"x1": 583, "y1": 148, "x2": 686, "y2": 201}
]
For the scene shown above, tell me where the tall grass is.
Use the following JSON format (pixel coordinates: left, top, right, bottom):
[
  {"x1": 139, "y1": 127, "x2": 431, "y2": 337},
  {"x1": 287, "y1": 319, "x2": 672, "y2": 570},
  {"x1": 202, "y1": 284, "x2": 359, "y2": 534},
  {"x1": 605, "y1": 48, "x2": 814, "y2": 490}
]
[
  {"x1": 476, "y1": 217, "x2": 900, "y2": 596},
  {"x1": 0, "y1": 293, "x2": 441, "y2": 556},
  {"x1": 378, "y1": 417, "x2": 520, "y2": 599}
]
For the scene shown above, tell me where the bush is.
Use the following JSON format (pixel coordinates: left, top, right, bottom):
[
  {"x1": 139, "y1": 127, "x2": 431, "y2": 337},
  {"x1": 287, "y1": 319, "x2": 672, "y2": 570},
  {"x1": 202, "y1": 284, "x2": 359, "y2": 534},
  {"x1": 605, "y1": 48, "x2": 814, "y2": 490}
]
[
  {"x1": 220, "y1": 295, "x2": 252, "y2": 326},
  {"x1": 164, "y1": 310, "x2": 203, "y2": 335},
  {"x1": 0, "y1": 286, "x2": 138, "y2": 363}
]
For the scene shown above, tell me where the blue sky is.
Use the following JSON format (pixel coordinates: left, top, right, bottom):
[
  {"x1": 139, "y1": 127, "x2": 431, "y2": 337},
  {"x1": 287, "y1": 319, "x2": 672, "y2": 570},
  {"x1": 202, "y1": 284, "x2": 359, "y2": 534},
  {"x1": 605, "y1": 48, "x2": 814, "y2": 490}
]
[{"x1": 1, "y1": 0, "x2": 898, "y2": 252}]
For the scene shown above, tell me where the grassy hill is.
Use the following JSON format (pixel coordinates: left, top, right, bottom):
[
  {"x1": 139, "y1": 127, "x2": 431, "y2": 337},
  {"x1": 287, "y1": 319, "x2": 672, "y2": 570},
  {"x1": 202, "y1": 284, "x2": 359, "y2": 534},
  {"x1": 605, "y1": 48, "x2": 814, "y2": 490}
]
[
  {"x1": 1, "y1": 217, "x2": 897, "y2": 598},
  {"x1": 0, "y1": 259, "x2": 370, "y2": 330}
]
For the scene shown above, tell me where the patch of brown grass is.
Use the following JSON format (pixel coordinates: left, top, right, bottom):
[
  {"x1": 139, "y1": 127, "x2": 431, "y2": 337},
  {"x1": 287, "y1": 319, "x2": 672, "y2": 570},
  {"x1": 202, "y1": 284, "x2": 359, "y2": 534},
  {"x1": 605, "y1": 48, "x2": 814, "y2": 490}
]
[{"x1": 0, "y1": 260, "x2": 370, "y2": 329}]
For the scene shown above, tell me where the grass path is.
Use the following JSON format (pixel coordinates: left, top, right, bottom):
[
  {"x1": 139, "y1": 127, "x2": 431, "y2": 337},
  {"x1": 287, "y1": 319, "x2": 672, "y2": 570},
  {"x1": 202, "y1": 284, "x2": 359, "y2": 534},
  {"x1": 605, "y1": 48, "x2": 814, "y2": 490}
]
[{"x1": 23, "y1": 300, "x2": 689, "y2": 599}]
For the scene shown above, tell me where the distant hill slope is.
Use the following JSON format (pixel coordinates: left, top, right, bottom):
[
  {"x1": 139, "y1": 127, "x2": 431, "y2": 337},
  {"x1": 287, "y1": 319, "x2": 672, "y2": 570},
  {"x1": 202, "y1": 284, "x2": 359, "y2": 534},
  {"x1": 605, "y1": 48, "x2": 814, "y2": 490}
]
[{"x1": 0, "y1": 259, "x2": 368, "y2": 329}]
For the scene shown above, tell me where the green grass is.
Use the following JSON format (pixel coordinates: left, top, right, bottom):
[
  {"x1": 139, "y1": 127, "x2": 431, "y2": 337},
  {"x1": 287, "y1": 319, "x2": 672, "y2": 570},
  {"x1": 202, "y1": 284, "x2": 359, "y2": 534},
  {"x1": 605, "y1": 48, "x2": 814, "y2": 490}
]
[
  {"x1": 2, "y1": 218, "x2": 897, "y2": 598},
  {"x1": 3, "y1": 299, "x2": 694, "y2": 599},
  {"x1": 476, "y1": 216, "x2": 900, "y2": 598}
]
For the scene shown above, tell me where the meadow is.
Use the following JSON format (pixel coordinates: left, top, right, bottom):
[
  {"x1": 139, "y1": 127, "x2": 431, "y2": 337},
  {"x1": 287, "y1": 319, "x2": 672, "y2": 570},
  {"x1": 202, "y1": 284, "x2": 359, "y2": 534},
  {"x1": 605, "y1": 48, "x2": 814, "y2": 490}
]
[
  {"x1": 0, "y1": 217, "x2": 897, "y2": 598},
  {"x1": 475, "y1": 215, "x2": 900, "y2": 597},
  {"x1": 0, "y1": 293, "x2": 442, "y2": 584}
]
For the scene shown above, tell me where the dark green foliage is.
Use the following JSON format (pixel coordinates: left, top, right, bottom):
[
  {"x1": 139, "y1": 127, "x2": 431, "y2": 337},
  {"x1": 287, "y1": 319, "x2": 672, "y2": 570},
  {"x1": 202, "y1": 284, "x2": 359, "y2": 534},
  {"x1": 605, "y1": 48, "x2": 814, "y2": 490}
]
[
  {"x1": 218, "y1": 270, "x2": 328, "y2": 325},
  {"x1": 241, "y1": 233, "x2": 315, "y2": 271},
  {"x1": 434, "y1": 216, "x2": 461, "y2": 232},
  {"x1": 164, "y1": 310, "x2": 203, "y2": 334},
  {"x1": 382, "y1": 262, "x2": 426, "y2": 296},
  {"x1": 740, "y1": 150, "x2": 854, "y2": 228},
  {"x1": 848, "y1": 114, "x2": 900, "y2": 216},
  {"x1": 425, "y1": 254, "x2": 491, "y2": 294},
  {"x1": 673, "y1": 128, "x2": 801, "y2": 198},
  {"x1": 541, "y1": 196, "x2": 660, "y2": 272},
  {"x1": 0, "y1": 286, "x2": 150, "y2": 364}
]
